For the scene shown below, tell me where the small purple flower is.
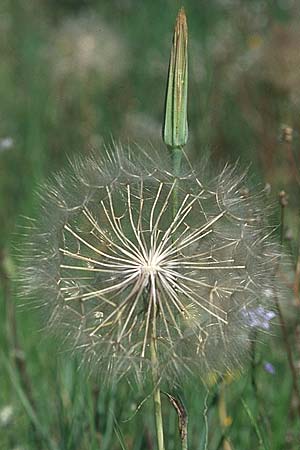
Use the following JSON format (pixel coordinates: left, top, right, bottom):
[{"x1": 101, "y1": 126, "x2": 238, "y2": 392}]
[
  {"x1": 264, "y1": 362, "x2": 275, "y2": 375},
  {"x1": 241, "y1": 306, "x2": 276, "y2": 330}
]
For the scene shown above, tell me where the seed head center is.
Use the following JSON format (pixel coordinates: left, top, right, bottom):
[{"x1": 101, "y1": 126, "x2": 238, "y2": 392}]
[{"x1": 141, "y1": 255, "x2": 161, "y2": 275}]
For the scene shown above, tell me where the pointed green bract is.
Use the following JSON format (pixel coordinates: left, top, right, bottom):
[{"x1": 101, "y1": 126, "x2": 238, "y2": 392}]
[{"x1": 163, "y1": 7, "x2": 188, "y2": 149}]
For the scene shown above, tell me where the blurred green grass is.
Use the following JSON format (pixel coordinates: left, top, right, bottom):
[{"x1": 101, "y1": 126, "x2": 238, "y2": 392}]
[{"x1": 1, "y1": 0, "x2": 300, "y2": 448}]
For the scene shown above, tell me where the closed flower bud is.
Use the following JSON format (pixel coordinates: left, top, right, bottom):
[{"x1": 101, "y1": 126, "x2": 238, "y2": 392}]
[{"x1": 163, "y1": 8, "x2": 188, "y2": 149}]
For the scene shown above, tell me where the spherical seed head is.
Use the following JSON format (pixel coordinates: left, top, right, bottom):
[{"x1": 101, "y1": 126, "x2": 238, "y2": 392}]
[{"x1": 20, "y1": 145, "x2": 280, "y2": 385}]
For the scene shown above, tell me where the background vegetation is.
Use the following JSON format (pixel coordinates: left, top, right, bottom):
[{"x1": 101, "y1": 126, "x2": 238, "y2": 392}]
[{"x1": 1, "y1": 0, "x2": 300, "y2": 448}]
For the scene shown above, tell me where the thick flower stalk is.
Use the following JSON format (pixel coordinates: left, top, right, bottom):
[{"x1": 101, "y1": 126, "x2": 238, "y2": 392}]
[{"x1": 21, "y1": 146, "x2": 279, "y2": 385}]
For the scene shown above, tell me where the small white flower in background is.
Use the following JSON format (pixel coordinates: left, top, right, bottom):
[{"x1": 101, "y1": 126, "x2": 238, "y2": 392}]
[
  {"x1": 0, "y1": 405, "x2": 14, "y2": 427},
  {"x1": 50, "y1": 13, "x2": 130, "y2": 84},
  {"x1": 0, "y1": 137, "x2": 14, "y2": 152},
  {"x1": 20, "y1": 145, "x2": 280, "y2": 385}
]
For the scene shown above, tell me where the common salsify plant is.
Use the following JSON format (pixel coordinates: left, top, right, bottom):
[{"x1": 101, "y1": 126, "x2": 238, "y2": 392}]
[{"x1": 20, "y1": 8, "x2": 281, "y2": 450}]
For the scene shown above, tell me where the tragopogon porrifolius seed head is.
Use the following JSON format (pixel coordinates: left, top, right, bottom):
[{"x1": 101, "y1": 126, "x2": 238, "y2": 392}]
[{"x1": 20, "y1": 145, "x2": 280, "y2": 385}]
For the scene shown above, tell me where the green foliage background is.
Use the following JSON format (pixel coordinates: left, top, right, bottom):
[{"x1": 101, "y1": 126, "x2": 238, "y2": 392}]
[{"x1": 1, "y1": 0, "x2": 300, "y2": 449}]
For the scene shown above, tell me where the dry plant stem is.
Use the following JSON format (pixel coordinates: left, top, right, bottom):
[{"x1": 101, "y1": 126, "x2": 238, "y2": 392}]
[
  {"x1": 182, "y1": 432, "x2": 188, "y2": 450},
  {"x1": 285, "y1": 138, "x2": 300, "y2": 304},
  {"x1": 293, "y1": 246, "x2": 300, "y2": 306},
  {"x1": 164, "y1": 392, "x2": 188, "y2": 450},
  {"x1": 293, "y1": 212, "x2": 300, "y2": 306},
  {"x1": 286, "y1": 141, "x2": 300, "y2": 187},
  {"x1": 150, "y1": 309, "x2": 165, "y2": 450},
  {"x1": 277, "y1": 202, "x2": 300, "y2": 418}
]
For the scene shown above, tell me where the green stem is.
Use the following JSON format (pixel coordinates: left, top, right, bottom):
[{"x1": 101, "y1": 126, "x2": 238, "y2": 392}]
[
  {"x1": 150, "y1": 316, "x2": 165, "y2": 450},
  {"x1": 171, "y1": 145, "x2": 183, "y2": 219},
  {"x1": 171, "y1": 145, "x2": 189, "y2": 450},
  {"x1": 172, "y1": 146, "x2": 183, "y2": 177}
]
